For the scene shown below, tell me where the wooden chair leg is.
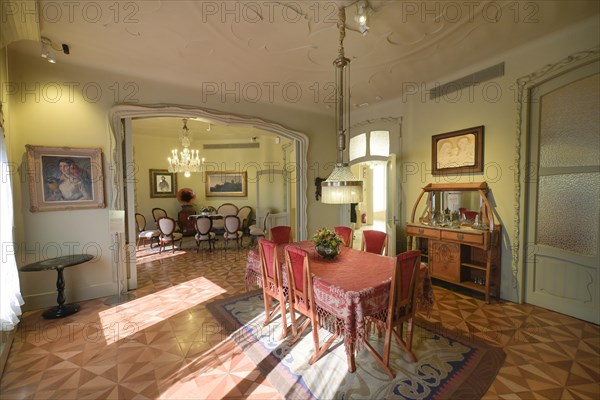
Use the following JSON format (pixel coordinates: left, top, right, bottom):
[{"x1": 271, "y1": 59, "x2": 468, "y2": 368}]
[
  {"x1": 278, "y1": 292, "x2": 288, "y2": 339},
  {"x1": 262, "y1": 292, "x2": 273, "y2": 326}
]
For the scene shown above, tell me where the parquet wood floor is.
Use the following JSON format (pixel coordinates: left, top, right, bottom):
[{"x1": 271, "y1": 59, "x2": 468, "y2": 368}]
[{"x1": 1, "y1": 242, "x2": 598, "y2": 399}]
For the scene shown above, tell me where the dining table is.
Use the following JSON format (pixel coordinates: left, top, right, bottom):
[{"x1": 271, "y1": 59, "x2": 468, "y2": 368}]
[{"x1": 245, "y1": 241, "x2": 434, "y2": 372}]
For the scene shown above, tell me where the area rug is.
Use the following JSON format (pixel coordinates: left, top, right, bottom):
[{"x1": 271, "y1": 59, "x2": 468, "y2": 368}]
[{"x1": 207, "y1": 291, "x2": 505, "y2": 400}]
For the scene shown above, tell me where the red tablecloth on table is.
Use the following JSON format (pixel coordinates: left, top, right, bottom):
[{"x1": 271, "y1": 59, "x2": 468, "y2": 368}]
[{"x1": 245, "y1": 241, "x2": 435, "y2": 357}]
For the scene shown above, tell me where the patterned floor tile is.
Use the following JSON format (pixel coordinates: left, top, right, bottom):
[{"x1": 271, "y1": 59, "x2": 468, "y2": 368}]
[{"x1": 1, "y1": 245, "x2": 598, "y2": 399}]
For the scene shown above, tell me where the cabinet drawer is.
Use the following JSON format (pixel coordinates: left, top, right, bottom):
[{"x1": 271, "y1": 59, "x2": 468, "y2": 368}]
[
  {"x1": 406, "y1": 225, "x2": 440, "y2": 240},
  {"x1": 441, "y1": 230, "x2": 485, "y2": 246}
]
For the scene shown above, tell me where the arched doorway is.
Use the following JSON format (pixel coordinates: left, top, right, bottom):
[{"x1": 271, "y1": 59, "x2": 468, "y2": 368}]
[
  {"x1": 348, "y1": 118, "x2": 401, "y2": 255},
  {"x1": 108, "y1": 104, "x2": 309, "y2": 290}
]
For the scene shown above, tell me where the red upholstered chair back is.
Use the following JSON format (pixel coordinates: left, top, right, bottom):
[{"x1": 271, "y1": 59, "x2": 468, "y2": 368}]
[
  {"x1": 334, "y1": 226, "x2": 353, "y2": 247},
  {"x1": 270, "y1": 225, "x2": 292, "y2": 244},
  {"x1": 390, "y1": 250, "x2": 421, "y2": 319},
  {"x1": 258, "y1": 239, "x2": 278, "y2": 280},
  {"x1": 285, "y1": 245, "x2": 308, "y2": 293},
  {"x1": 362, "y1": 230, "x2": 388, "y2": 255}
]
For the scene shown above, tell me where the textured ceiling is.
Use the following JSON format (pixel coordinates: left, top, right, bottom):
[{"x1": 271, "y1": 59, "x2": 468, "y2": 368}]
[{"x1": 12, "y1": 0, "x2": 600, "y2": 116}]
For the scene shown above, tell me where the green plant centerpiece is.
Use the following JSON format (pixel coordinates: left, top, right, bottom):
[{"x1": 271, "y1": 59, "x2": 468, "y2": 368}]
[{"x1": 312, "y1": 227, "x2": 343, "y2": 260}]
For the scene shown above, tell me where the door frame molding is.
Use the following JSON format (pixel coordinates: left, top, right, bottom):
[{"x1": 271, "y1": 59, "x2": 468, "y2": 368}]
[
  {"x1": 513, "y1": 48, "x2": 599, "y2": 302},
  {"x1": 107, "y1": 104, "x2": 309, "y2": 287}
]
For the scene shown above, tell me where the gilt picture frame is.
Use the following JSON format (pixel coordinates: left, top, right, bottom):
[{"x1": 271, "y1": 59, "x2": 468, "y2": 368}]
[
  {"x1": 432, "y1": 126, "x2": 484, "y2": 175},
  {"x1": 26, "y1": 145, "x2": 105, "y2": 212},
  {"x1": 150, "y1": 169, "x2": 177, "y2": 198},
  {"x1": 205, "y1": 171, "x2": 247, "y2": 197}
]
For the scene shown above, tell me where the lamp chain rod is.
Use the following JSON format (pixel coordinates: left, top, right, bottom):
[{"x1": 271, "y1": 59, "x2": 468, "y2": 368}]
[
  {"x1": 335, "y1": 7, "x2": 350, "y2": 166},
  {"x1": 337, "y1": 7, "x2": 346, "y2": 60}
]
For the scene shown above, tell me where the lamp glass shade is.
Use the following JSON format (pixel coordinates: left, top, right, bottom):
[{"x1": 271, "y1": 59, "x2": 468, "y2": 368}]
[{"x1": 321, "y1": 165, "x2": 363, "y2": 204}]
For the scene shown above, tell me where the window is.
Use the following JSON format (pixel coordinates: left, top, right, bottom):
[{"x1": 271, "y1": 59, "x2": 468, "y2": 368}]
[
  {"x1": 349, "y1": 130, "x2": 390, "y2": 163},
  {"x1": 349, "y1": 133, "x2": 366, "y2": 161},
  {"x1": 370, "y1": 130, "x2": 389, "y2": 157}
]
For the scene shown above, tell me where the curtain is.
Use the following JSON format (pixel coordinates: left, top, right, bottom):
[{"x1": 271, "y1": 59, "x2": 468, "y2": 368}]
[{"x1": 0, "y1": 131, "x2": 23, "y2": 330}]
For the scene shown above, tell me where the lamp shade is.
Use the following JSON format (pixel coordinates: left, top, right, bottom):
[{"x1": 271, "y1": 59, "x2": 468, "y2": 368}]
[{"x1": 321, "y1": 165, "x2": 363, "y2": 204}]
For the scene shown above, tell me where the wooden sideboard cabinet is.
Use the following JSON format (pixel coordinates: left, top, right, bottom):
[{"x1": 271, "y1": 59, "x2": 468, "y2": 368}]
[{"x1": 406, "y1": 182, "x2": 501, "y2": 303}]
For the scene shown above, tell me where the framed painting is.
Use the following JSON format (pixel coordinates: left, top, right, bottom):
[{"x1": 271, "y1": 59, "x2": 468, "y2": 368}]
[
  {"x1": 205, "y1": 171, "x2": 247, "y2": 197},
  {"x1": 26, "y1": 145, "x2": 105, "y2": 212},
  {"x1": 432, "y1": 126, "x2": 484, "y2": 175},
  {"x1": 149, "y1": 169, "x2": 177, "y2": 198}
]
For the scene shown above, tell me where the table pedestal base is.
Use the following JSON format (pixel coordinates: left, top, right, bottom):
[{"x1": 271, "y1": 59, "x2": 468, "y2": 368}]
[{"x1": 43, "y1": 303, "x2": 79, "y2": 319}]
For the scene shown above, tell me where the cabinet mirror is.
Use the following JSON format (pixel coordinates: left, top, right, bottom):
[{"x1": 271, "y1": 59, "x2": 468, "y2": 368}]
[{"x1": 411, "y1": 182, "x2": 494, "y2": 230}]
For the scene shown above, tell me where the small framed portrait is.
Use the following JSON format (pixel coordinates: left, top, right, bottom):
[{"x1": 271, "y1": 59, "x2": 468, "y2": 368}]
[
  {"x1": 26, "y1": 145, "x2": 105, "y2": 212},
  {"x1": 205, "y1": 171, "x2": 247, "y2": 197},
  {"x1": 431, "y1": 126, "x2": 484, "y2": 175},
  {"x1": 149, "y1": 169, "x2": 177, "y2": 198}
]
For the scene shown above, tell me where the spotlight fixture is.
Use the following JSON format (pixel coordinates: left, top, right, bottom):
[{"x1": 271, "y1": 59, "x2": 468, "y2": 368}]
[
  {"x1": 354, "y1": 0, "x2": 370, "y2": 37},
  {"x1": 40, "y1": 36, "x2": 69, "y2": 64}
]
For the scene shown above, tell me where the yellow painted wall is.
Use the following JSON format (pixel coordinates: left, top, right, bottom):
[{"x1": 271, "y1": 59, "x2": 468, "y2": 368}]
[
  {"x1": 351, "y1": 16, "x2": 599, "y2": 302},
  {"x1": 132, "y1": 132, "x2": 289, "y2": 229},
  {"x1": 7, "y1": 49, "x2": 335, "y2": 311}
]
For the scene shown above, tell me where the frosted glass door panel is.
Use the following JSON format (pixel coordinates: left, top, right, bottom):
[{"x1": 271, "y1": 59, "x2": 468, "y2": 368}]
[
  {"x1": 539, "y1": 74, "x2": 600, "y2": 168},
  {"x1": 537, "y1": 173, "x2": 599, "y2": 256}
]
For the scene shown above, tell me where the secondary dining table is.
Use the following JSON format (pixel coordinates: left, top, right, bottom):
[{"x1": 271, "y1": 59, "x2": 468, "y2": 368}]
[{"x1": 245, "y1": 241, "x2": 434, "y2": 372}]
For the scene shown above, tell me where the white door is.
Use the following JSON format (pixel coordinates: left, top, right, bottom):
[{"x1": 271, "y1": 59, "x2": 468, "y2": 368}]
[
  {"x1": 386, "y1": 154, "x2": 398, "y2": 256},
  {"x1": 525, "y1": 62, "x2": 599, "y2": 324}
]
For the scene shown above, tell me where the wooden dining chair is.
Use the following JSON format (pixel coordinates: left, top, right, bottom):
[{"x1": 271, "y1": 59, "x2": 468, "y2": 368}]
[
  {"x1": 284, "y1": 245, "x2": 339, "y2": 363},
  {"x1": 135, "y1": 213, "x2": 160, "y2": 249},
  {"x1": 249, "y1": 210, "x2": 271, "y2": 247},
  {"x1": 223, "y1": 215, "x2": 243, "y2": 250},
  {"x1": 269, "y1": 225, "x2": 292, "y2": 244},
  {"x1": 157, "y1": 216, "x2": 183, "y2": 253},
  {"x1": 258, "y1": 239, "x2": 288, "y2": 339},
  {"x1": 363, "y1": 249, "x2": 421, "y2": 378},
  {"x1": 361, "y1": 230, "x2": 388, "y2": 255},
  {"x1": 152, "y1": 207, "x2": 168, "y2": 226},
  {"x1": 194, "y1": 216, "x2": 217, "y2": 252},
  {"x1": 334, "y1": 226, "x2": 354, "y2": 247}
]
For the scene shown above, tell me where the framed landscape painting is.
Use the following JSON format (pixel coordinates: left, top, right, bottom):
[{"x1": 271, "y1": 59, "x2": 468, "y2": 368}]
[
  {"x1": 205, "y1": 171, "x2": 247, "y2": 197},
  {"x1": 26, "y1": 145, "x2": 105, "y2": 212},
  {"x1": 431, "y1": 126, "x2": 484, "y2": 175},
  {"x1": 150, "y1": 169, "x2": 177, "y2": 198}
]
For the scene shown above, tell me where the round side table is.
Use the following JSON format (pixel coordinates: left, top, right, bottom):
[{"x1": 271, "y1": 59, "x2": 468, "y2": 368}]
[{"x1": 19, "y1": 254, "x2": 93, "y2": 319}]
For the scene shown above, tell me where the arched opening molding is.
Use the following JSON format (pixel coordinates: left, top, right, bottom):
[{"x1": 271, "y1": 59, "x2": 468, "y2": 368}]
[{"x1": 108, "y1": 104, "x2": 309, "y2": 288}]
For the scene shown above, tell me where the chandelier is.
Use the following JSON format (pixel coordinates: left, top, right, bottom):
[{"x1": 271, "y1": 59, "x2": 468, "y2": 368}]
[
  {"x1": 168, "y1": 119, "x2": 203, "y2": 177},
  {"x1": 321, "y1": 7, "x2": 363, "y2": 204}
]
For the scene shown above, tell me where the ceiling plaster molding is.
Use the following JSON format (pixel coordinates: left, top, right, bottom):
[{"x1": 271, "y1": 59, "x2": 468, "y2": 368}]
[
  {"x1": 350, "y1": 116, "x2": 401, "y2": 131},
  {"x1": 108, "y1": 103, "x2": 309, "y2": 241},
  {"x1": 512, "y1": 47, "x2": 600, "y2": 302}
]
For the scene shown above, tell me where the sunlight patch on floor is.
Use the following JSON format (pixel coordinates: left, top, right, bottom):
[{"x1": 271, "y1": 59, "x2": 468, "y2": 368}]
[{"x1": 98, "y1": 277, "x2": 226, "y2": 345}]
